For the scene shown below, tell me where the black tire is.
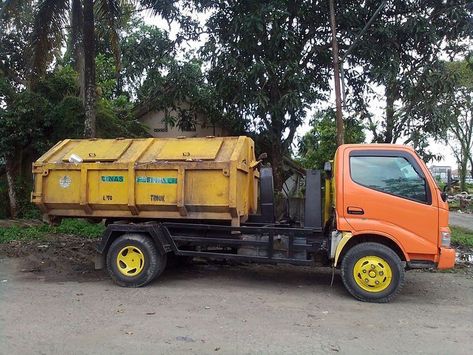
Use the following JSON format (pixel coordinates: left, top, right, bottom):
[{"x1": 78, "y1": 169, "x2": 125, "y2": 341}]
[
  {"x1": 106, "y1": 233, "x2": 167, "y2": 287},
  {"x1": 340, "y1": 242, "x2": 405, "y2": 303}
]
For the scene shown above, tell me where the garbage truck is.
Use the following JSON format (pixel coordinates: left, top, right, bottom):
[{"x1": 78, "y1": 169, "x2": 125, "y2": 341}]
[{"x1": 31, "y1": 136, "x2": 455, "y2": 302}]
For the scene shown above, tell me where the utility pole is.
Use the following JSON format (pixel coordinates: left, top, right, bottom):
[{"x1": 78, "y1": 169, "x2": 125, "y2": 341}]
[{"x1": 329, "y1": 0, "x2": 344, "y2": 146}]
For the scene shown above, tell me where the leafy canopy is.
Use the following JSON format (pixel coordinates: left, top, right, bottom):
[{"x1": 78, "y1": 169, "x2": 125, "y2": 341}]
[{"x1": 298, "y1": 109, "x2": 365, "y2": 170}]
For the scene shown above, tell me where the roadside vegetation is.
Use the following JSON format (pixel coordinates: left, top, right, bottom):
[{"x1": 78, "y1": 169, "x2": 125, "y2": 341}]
[
  {"x1": 0, "y1": 219, "x2": 104, "y2": 244},
  {"x1": 451, "y1": 226, "x2": 473, "y2": 248}
]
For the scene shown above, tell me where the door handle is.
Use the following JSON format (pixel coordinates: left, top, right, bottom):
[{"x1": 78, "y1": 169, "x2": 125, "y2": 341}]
[{"x1": 347, "y1": 206, "x2": 364, "y2": 215}]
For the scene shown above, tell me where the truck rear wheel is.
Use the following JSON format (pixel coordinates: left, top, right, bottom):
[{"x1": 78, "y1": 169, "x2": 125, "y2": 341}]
[
  {"x1": 106, "y1": 233, "x2": 167, "y2": 287},
  {"x1": 340, "y1": 242, "x2": 405, "y2": 303}
]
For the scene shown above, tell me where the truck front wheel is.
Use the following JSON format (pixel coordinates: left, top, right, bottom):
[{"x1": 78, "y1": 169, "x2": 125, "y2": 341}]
[
  {"x1": 106, "y1": 233, "x2": 167, "y2": 287},
  {"x1": 340, "y1": 242, "x2": 405, "y2": 303}
]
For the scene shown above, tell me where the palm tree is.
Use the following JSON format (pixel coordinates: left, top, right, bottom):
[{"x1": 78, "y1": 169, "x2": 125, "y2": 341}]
[
  {"x1": 28, "y1": 0, "x2": 124, "y2": 137},
  {"x1": 3, "y1": 0, "x2": 188, "y2": 138}
]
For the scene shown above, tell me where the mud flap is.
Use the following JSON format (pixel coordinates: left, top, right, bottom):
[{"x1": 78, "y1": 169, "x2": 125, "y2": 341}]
[{"x1": 95, "y1": 253, "x2": 105, "y2": 270}]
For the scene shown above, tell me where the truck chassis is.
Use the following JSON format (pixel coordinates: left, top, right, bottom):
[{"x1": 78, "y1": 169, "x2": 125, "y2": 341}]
[{"x1": 97, "y1": 222, "x2": 328, "y2": 267}]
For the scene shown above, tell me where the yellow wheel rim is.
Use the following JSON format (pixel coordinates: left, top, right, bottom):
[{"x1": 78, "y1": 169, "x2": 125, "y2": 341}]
[
  {"x1": 353, "y1": 255, "x2": 392, "y2": 292},
  {"x1": 116, "y1": 246, "x2": 145, "y2": 277}
]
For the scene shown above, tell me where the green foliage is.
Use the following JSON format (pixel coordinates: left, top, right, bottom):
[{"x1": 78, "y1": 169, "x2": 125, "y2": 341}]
[
  {"x1": 96, "y1": 53, "x2": 118, "y2": 99},
  {"x1": 0, "y1": 0, "x2": 33, "y2": 87},
  {"x1": 118, "y1": 19, "x2": 229, "y2": 133},
  {"x1": 431, "y1": 56, "x2": 473, "y2": 191},
  {"x1": 338, "y1": 0, "x2": 472, "y2": 153},
  {"x1": 0, "y1": 66, "x2": 84, "y2": 160},
  {"x1": 96, "y1": 96, "x2": 149, "y2": 138},
  {"x1": 0, "y1": 219, "x2": 105, "y2": 243},
  {"x1": 197, "y1": 0, "x2": 334, "y2": 188},
  {"x1": 0, "y1": 59, "x2": 149, "y2": 162},
  {"x1": 445, "y1": 59, "x2": 473, "y2": 89},
  {"x1": 298, "y1": 109, "x2": 365, "y2": 169},
  {"x1": 120, "y1": 19, "x2": 174, "y2": 95},
  {"x1": 0, "y1": 65, "x2": 85, "y2": 225},
  {"x1": 13, "y1": 177, "x2": 41, "y2": 219},
  {"x1": 139, "y1": 59, "x2": 228, "y2": 132},
  {"x1": 451, "y1": 226, "x2": 473, "y2": 248},
  {"x1": 0, "y1": 224, "x2": 51, "y2": 243},
  {"x1": 55, "y1": 218, "x2": 105, "y2": 237}
]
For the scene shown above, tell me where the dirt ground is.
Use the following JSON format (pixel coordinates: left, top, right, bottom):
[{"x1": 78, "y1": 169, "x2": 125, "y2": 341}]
[{"x1": 0, "y1": 236, "x2": 472, "y2": 355}]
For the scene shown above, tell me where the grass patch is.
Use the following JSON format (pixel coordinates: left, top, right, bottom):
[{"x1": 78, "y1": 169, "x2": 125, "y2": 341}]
[
  {"x1": 451, "y1": 226, "x2": 473, "y2": 248},
  {"x1": 0, "y1": 219, "x2": 105, "y2": 244}
]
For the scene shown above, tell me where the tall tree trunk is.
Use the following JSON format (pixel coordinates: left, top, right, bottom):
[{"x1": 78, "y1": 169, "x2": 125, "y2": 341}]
[
  {"x1": 328, "y1": 0, "x2": 344, "y2": 146},
  {"x1": 5, "y1": 158, "x2": 18, "y2": 218},
  {"x1": 384, "y1": 82, "x2": 396, "y2": 143},
  {"x1": 469, "y1": 156, "x2": 473, "y2": 180},
  {"x1": 71, "y1": 0, "x2": 85, "y2": 103},
  {"x1": 270, "y1": 138, "x2": 285, "y2": 192},
  {"x1": 459, "y1": 155, "x2": 468, "y2": 192},
  {"x1": 83, "y1": 0, "x2": 96, "y2": 138},
  {"x1": 77, "y1": 47, "x2": 86, "y2": 104}
]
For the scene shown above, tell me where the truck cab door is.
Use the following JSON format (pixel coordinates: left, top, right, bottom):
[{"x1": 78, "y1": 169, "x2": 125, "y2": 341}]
[{"x1": 341, "y1": 148, "x2": 439, "y2": 258}]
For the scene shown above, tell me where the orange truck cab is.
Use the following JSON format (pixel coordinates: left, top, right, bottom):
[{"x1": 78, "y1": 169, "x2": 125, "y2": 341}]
[{"x1": 328, "y1": 144, "x2": 455, "y2": 301}]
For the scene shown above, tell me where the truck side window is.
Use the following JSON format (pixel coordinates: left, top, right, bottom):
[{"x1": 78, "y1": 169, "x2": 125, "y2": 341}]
[{"x1": 350, "y1": 156, "x2": 427, "y2": 203}]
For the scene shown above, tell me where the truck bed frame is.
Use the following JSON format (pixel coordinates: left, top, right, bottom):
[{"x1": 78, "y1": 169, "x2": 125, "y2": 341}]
[{"x1": 97, "y1": 222, "x2": 328, "y2": 266}]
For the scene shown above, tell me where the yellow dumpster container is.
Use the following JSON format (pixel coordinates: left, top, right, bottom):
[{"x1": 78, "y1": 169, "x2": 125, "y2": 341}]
[{"x1": 32, "y1": 136, "x2": 259, "y2": 226}]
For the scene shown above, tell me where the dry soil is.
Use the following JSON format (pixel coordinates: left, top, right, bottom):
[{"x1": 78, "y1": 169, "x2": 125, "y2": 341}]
[{"x1": 0, "y1": 236, "x2": 472, "y2": 354}]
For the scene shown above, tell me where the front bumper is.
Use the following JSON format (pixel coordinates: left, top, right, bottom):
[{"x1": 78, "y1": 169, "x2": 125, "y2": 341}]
[{"x1": 437, "y1": 247, "x2": 456, "y2": 270}]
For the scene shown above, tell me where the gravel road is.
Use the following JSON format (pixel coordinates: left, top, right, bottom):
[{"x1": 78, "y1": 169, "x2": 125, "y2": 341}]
[
  {"x1": 1, "y1": 253, "x2": 472, "y2": 354},
  {"x1": 450, "y1": 212, "x2": 473, "y2": 230}
]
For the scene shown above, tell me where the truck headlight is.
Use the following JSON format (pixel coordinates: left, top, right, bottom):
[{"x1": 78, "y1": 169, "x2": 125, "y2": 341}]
[{"x1": 441, "y1": 231, "x2": 451, "y2": 248}]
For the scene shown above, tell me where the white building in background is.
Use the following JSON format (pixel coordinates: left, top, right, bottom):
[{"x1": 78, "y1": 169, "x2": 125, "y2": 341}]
[
  {"x1": 136, "y1": 104, "x2": 229, "y2": 138},
  {"x1": 429, "y1": 165, "x2": 452, "y2": 182}
]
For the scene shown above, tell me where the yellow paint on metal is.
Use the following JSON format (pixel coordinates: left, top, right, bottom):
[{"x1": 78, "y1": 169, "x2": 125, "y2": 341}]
[
  {"x1": 184, "y1": 170, "x2": 230, "y2": 205},
  {"x1": 32, "y1": 136, "x2": 258, "y2": 226},
  {"x1": 63, "y1": 139, "x2": 132, "y2": 162},
  {"x1": 116, "y1": 246, "x2": 145, "y2": 276},
  {"x1": 332, "y1": 151, "x2": 338, "y2": 208},
  {"x1": 156, "y1": 138, "x2": 223, "y2": 160},
  {"x1": 333, "y1": 231, "x2": 352, "y2": 267},
  {"x1": 135, "y1": 170, "x2": 178, "y2": 205},
  {"x1": 353, "y1": 255, "x2": 392, "y2": 292},
  {"x1": 323, "y1": 163, "x2": 333, "y2": 227},
  {"x1": 42, "y1": 170, "x2": 81, "y2": 203},
  {"x1": 88, "y1": 170, "x2": 128, "y2": 205}
]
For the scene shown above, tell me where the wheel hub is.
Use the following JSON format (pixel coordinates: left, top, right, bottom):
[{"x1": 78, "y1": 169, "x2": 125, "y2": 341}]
[
  {"x1": 116, "y1": 246, "x2": 145, "y2": 276},
  {"x1": 353, "y1": 255, "x2": 393, "y2": 292}
]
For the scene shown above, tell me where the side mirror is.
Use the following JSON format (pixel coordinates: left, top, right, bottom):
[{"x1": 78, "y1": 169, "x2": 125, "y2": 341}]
[
  {"x1": 324, "y1": 161, "x2": 333, "y2": 179},
  {"x1": 443, "y1": 178, "x2": 459, "y2": 192},
  {"x1": 441, "y1": 191, "x2": 448, "y2": 202},
  {"x1": 442, "y1": 177, "x2": 459, "y2": 202}
]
